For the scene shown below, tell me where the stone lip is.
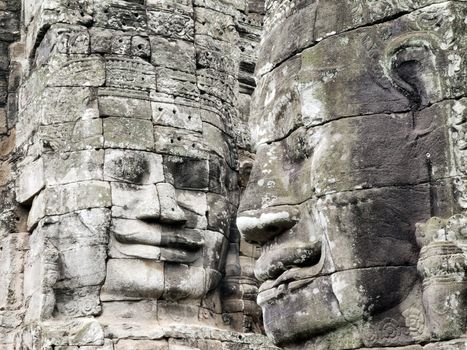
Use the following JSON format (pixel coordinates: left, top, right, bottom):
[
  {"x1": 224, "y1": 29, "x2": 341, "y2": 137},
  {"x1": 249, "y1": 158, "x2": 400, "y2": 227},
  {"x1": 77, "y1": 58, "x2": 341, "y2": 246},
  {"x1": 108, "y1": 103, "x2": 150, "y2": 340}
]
[
  {"x1": 113, "y1": 226, "x2": 204, "y2": 263},
  {"x1": 111, "y1": 217, "x2": 205, "y2": 263},
  {"x1": 255, "y1": 241, "x2": 322, "y2": 283}
]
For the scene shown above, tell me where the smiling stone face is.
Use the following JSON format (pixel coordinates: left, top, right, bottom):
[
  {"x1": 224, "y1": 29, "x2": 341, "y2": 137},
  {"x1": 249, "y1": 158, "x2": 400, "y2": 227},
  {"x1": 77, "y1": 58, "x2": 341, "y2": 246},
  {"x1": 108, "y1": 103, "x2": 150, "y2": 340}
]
[
  {"x1": 100, "y1": 117, "x2": 231, "y2": 303},
  {"x1": 237, "y1": 2, "x2": 466, "y2": 348},
  {"x1": 16, "y1": 88, "x2": 240, "y2": 321},
  {"x1": 14, "y1": 0, "x2": 243, "y2": 328}
]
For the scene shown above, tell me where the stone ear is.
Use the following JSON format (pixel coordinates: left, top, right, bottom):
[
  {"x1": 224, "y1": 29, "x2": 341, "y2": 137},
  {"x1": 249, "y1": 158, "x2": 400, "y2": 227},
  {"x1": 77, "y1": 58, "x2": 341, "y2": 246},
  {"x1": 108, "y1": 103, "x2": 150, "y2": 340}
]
[{"x1": 382, "y1": 34, "x2": 444, "y2": 110}]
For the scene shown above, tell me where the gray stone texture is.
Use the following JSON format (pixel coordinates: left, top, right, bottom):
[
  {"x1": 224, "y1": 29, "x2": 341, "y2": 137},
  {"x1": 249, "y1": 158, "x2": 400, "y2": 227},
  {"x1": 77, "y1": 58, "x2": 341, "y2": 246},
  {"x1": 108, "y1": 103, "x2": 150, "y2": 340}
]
[
  {"x1": 1, "y1": 0, "x2": 466, "y2": 349},
  {"x1": 1, "y1": 0, "x2": 272, "y2": 349},
  {"x1": 237, "y1": 0, "x2": 467, "y2": 349}
]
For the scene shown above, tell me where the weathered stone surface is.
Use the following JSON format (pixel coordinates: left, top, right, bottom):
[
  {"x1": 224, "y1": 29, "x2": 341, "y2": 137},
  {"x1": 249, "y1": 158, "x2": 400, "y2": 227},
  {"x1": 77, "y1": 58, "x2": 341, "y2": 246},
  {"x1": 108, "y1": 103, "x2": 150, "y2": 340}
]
[
  {"x1": 153, "y1": 101, "x2": 203, "y2": 132},
  {"x1": 16, "y1": 157, "x2": 45, "y2": 203},
  {"x1": 99, "y1": 94, "x2": 152, "y2": 120},
  {"x1": 105, "y1": 56, "x2": 156, "y2": 91},
  {"x1": 104, "y1": 149, "x2": 164, "y2": 184},
  {"x1": 43, "y1": 149, "x2": 104, "y2": 186},
  {"x1": 157, "y1": 182, "x2": 187, "y2": 223},
  {"x1": 164, "y1": 156, "x2": 209, "y2": 190},
  {"x1": 103, "y1": 117, "x2": 155, "y2": 150},
  {"x1": 48, "y1": 57, "x2": 106, "y2": 87},
  {"x1": 154, "y1": 125, "x2": 208, "y2": 159},
  {"x1": 12, "y1": 0, "x2": 467, "y2": 349},
  {"x1": 424, "y1": 339, "x2": 467, "y2": 349},
  {"x1": 151, "y1": 36, "x2": 196, "y2": 73},
  {"x1": 34, "y1": 118, "x2": 103, "y2": 152},
  {"x1": 101, "y1": 259, "x2": 164, "y2": 301},
  {"x1": 111, "y1": 182, "x2": 160, "y2": 219},
  {"x1": 0, "y1": 233, "x2": 28, "y2": 310},
  {"x1": 237, "y1": 1, "x2": 467, "y2": 349},
  {"x1": 27, "y1": 181, "x2": 111, "y2": 230},
  {"x1": 42, "y1": 87, "x2": 99, "y2": 124},
  {"x1": 116, "y1": 339, "x2": 169, "y2": 350}
]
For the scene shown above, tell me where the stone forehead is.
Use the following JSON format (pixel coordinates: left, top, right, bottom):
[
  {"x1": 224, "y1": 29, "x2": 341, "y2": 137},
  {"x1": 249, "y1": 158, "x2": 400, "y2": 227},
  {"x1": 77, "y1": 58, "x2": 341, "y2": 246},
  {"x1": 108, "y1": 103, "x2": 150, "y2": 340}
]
[{"x1": 251, "y1": 2, "x2": 466, "y2": 146}]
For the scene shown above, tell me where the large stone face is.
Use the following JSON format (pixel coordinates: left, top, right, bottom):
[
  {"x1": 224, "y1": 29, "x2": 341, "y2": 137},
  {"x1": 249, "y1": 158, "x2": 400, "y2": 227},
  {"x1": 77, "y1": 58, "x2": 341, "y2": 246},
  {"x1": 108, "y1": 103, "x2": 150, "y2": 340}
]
[
  {"x1": 0, "y1": 0, "x2": 273, "y2": 349},
  {"x1": 1, "y1": 0, "x2": 465, "y2": 349},
  {"x1": 237, "y1": 1, "x2": 467, "y2": 349}
]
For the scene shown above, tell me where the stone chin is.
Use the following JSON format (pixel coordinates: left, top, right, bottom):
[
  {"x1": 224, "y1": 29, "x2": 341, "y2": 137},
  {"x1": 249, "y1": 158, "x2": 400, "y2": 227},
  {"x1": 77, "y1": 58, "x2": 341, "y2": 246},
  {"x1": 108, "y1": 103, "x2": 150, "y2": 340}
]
[
  {"x1": 257, "y1": 266, "x2": 418, "y2": 346},
  {"x1": 101, "y1": 258, "x2": 221, "y2": 303}
]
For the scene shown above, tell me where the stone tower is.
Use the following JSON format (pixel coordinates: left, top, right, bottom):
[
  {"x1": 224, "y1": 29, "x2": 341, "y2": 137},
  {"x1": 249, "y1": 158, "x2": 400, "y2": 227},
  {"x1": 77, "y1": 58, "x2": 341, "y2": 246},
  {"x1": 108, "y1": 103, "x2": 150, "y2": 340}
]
[
  {"x1": 237, "y1": 0, "x2": 466, "y2": 349},
  {"x1": 0, "y1": 0, "x2": 277, "y2": 349}
]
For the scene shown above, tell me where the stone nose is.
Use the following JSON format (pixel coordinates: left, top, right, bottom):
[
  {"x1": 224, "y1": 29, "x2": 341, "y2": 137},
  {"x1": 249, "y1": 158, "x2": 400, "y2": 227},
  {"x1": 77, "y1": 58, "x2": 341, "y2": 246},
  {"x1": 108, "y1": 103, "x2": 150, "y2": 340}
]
[
  {"x1": 236, "y1": 205, "x2": 300, "y2": 244},
  {"x1": 155, "y1": 183, "x2": 186, "y2": 224},
  {"x1": 136, "y1": 183, "x2": 186, "y2": 224}
]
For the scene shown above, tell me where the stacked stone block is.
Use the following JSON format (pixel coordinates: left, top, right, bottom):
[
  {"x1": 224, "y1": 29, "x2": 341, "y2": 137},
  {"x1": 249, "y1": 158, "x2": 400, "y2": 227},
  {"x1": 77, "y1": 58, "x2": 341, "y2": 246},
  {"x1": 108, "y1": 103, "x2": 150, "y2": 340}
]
[
  {"x1": 0, "y1": 0, "x2": 21, "y2": 348},
  {"x1": 237, "y1": 0, "x2": 467, "y2": 349},
  {"x1": 0, "y1": 0, "x2": 276, "y2": 349}
]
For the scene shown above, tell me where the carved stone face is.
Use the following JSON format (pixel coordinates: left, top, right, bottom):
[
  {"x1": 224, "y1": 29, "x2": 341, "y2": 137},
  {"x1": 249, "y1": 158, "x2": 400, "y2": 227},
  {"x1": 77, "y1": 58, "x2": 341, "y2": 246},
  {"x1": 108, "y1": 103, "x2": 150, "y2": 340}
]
[
  {"x1": 17, "y1": 47, "x2": 238, "y2": 321},
  {"x1": 237, "y1": 2, "x2": 466, "y2": 347},
  {"x1": 100, "y1": 106, "x2": 233, "y2": 304}
]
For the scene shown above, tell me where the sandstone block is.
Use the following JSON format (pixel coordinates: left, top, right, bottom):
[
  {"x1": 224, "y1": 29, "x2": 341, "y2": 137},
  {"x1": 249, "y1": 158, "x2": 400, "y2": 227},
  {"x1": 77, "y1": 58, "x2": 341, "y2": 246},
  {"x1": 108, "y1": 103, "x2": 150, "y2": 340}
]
[
  {"x1": 103, "y1": 117, "x2": 154, "y2": 150},
  {"x1": 101, "y1": 259, "x2": 164, "y2": 301},
  {"x1": 48, "y1": 56, "x2": 106, "y2": 87},
  {"x1": 424, "y1": 339, "x2": 467, "y2": 349},
  {"x1": 203, "y1": 123, "x2": 236, "y2": 168},
  {"x1": 163, "y1": 264, "x2": 206, "y2": 301},
  {"x1": 27, "y1": 181, "x2": 111, "y2": 230},
  {"x1": 163, "y1": 156, "x2": 209, "y2": 190},
  {"x1": 43, "y1": 149, "x2": 104, "y2": 186},
  {"x1": 16, "y1": 157, "x2": 45, "y2": 204},
  {"x1": 42, "y1": 87, "x2": 99, "y2": 124},
  {"x1": 207, "y1": 193, "x2": 235, "y2": 236},
  {"x1": 37, "y1": 119, "x2": 103, "y2": 153},
  {"x1": 0, "y1": 233, "x2": 28, "y2": 309},
  {"x1": 0, "y1": 107, "x2": 7, "y2": 134},
  {"x1": 156, "y1": 182, "x2": 186, "y2": 223},
  {"x1": 132, "y1": 35, "x2": 151, "y2": 58},
  {"x1": 154, "y1": 126, "x2": 208, "y2": 159},
  {"x1": 197, "y1": 69, "x2": 237, "y2": 105},
  {"x1": 94, "y1": 0, "x2": 147, "y2": 32},
  {"x1": 152, "y1": 101, "x2": 202, "y2": 132},
  {"x1": 195, "y1": 8, "x2": 237, "y2": 43},
  {"x1": 55, "y1": 285, "x2": 102, "y2": 317},
  {"x1": 111, "y1": 182, "x2": 160, "y2": 220},
  {"x1": 208, "y1": 156, "x2": 238, "y2": 198},
  {"x1": 147, "y1": 11, "x2": 194, "y2": 41},
  {"x1": 37, "y1": 319, "x2": 105, "y2": 346},
  {"x1": 116, "y1": 339, "x2": 169, "y2": 350},
  {"x1": 155, "y1": 68, "x2": 198, "y2": 97},
  {"x1": 201, "y1": 230, "x2": 227, "y2": 271},
  {"x1": 105, "y1": 57, "x2": 156, "y2": 91},
  {"x1": 150, "y1": 36, "x2": 196, "y2": 73},
  {"x1": 104, "y1": 149, "x2": 164, "y2": 184},
  {"x1": 99, "y1": 94, "x2": 152, "y2": 120}
]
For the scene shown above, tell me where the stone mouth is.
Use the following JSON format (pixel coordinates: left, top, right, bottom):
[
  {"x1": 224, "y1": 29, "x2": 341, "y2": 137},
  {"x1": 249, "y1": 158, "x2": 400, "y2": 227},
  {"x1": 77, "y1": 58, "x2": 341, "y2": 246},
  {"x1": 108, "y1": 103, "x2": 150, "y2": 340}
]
[
  {"x1": 112, "y1": 228, "x2": 204, "y2": 262},
  {"x1": 257, "y1": 274, "x2": 317, "y2": 306},
  {"x1": 257, "y1": 243, "x2": 326, "y2": 305},
  {"x1": 255, "y1": 240, "x2": 322, "y2": 282},
  {"x1": 113, "y1": 228, "x2": 204, "y2": 249}
]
